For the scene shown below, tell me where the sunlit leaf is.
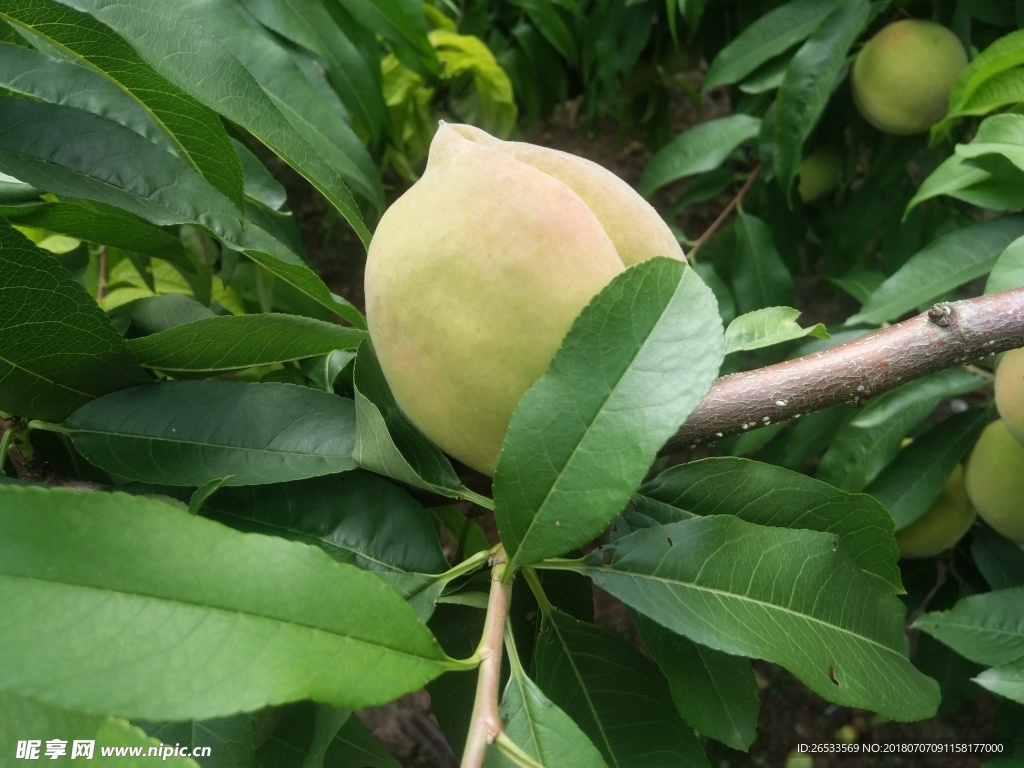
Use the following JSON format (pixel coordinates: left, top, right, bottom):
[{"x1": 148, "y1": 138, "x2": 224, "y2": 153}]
[
  {"x1": 724, "y1": 306, "x2": 828, "y2": 353},
  {"x1": 0, "y1": 485, "x2": 458, "y2": 720},
  {"x1": 496, "y1": 259, "x2": 723, "y2": 570},
  {"x1": 582, "y1": 516, "x2": 939, "y2": 720}
]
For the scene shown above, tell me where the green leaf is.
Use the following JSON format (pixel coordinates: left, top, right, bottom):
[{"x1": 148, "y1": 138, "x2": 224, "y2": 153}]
[
  {"x1": 337, "y1": 0, "x2": 438, "y2": 80},
  {"x1": 909, "y1": 115, "x2": 1024, "y2": 214},
  {"x1": 815, "y1": 369, "x2": 987, "y2": 492},
  {"x1": 849, "y1": 215, "x2": 1024, "y2": 324},
  {"x1": 905, "y1": 153, "x2": 1024, "y2": 214},
  {"x1": 582, "y1": 516, "x2": 940, "y2": 721},
  {"x1": 0, "y1": 199, "x2": 189, "y2": 268},
  {"x1": 65, "y1": 381, "x2": 357, "y2": 486},
  {"x1": 866, "y1": 408, "x2": 989, "y2": 530},
  {"x1": 140, "y1": 713, "x2": 254, "y2": 768},
  {"x1": 485, "y1": 667, "x2": 609, "y2": 768},
  {"x1": 986, "y1": 235, "x2": 1024, "y2": 294},
  {"x1": 638, "y1": 115, "x2": 760, "y2": 197},
  {"x1": 957, "y1": 114, "x2": 1024, "y2": 175},
  {"x1": 56, "y1": 0, "x2": 370, "y2": 244},
  {"x1": 632, "y1": 612, "x2": 759, "y2": 751},
  {"x1": 2, "y1": 0, "x2": 243, "y2": 208},
  {"x1": 972, "y1": 527, "x2": 1024, "y2": 591},
  {"x1": 934, "y1": 29, "x2": 1024, "y2": 136},
  {"x1": 638, "y1": 454, "x2": 905, "y2": 585},
  {"x1": 0, "y1": 219, "x2": 148, "y2": 421},
  {"x1": 975, "y1": 660, "x2": 1024, "y2": 705},
  {"x1": 157, "y1": 0, "x2": 384, "y2": 213},
  {"x1": 0, "y1": 485, "x2": 458, "y2": 720},
  {"x1": 731, "y1": 212, "x2": 793, "y2": 313},
  {"x1": 495, "y1": 259, "x2": 723, "y2": 571},
  {"x1": 202, "y1": 470, "x2": 450, "y2": 594},
  {"x1": 234, "y1": 138, "x2": 288, "y2": 212},
  {"x1": 0, "y1": 39, "x2": 173, "y2": 158},
  {"x1": 772, "y1": 0, "x2": 868, "y2": 200},
  {"x1": 915, "y1": 586, "x2": 1024, "y2": 667},
  {"x1": 128, "y1": 314, "x2": 365, "y2": 373},
  {"x1": 123, "y1": 294, "x2": 217, "y2": 336},
  {"x1": 533, "y1": 613, "x2": 709, "y2": 768},
  {"x1": 828, "y1": 269, "x2": 887, "y2": 304},
  {"x1": 703, "y1": 0, "x2": 835, "y2": 90},
  {"x1": 255, "y1": 701, "x2": 400, "y2": 768},
  {"x1": 322, "y1": 716, "x2": 402, "y2": 768},
  {"x1": 351, "y1": 341, "x2": 463, "y2": 499},
  {"x1": 188, "y1": 475, "x2": 232, "y2": 516},
  {"x1": 432, "y1": 31, "x2": 518, "y2": 139},
  {"x1": 636, "y1": 456, "x2": 903, "y2": 589},
  {"x1": 242, "y1": 0, "x2": 389, "y2": 144},
  {"x1": 0, "y1": 690, "x2": 201, "y2": 767},
  {"x1": 304, "y1": 706, "x2": 353, "y2": 768},
  {"x1": 508, "y1": 0, "x2": 577, "y2": 65},
  {"x1": 0, "y1": 97, "x2": 355, "y2": 323},
  {"x1": 300, "y1": 350, "x2": 356, "y2": 393},
  {"x1": 737, "y1": 54, "x2": 789, "y2": 94},
  {"x1": 434, "y1": 505, "x2": 491, "y2": 558},
  {"x1": 724, "y1": 306, "x2": 828, "y2": 353}
]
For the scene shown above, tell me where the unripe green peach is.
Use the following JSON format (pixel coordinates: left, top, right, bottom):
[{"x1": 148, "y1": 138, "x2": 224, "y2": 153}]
[
  {"x1": 851, "y1": 20, "x2": 967, "y2": 135},
  {"x1": 797, "y1": 149, "x2": 842, "y2": 203},
  {"x1": 995, "y1": 347, "x2": 1024, "y2": 444},
  {"x1": 964, "y1": 420, "x2": 1024, "y2": 543},
  {"x1": 894, "y1": 464, "x2": 975, "y2": 558},
  {"x1": 364, "y1": 123, "x2": 684, "y2": 475}
]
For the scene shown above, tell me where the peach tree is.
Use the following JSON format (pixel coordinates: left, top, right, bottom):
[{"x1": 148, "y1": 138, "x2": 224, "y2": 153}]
[{"x1": 0, "y1": 1, "x2": 1023, "y2": 766}]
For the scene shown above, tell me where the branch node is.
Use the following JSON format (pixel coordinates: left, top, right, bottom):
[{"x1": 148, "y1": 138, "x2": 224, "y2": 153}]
[{"x1": 928, "y1": 303, "x2": 954, "y2": 327}]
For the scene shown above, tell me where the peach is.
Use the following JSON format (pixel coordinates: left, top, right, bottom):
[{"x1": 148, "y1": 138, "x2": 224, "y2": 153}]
[
  {"x1": 964, "y1": 420, "x2": 1024, "y2": 543},
  {"x1": 895, "y1": 465, "x2": 975, "y2": 558},
  {"x1": 851, "y1": 20, "x2": 967, "y2": 135},
  {"x1": 995, "y1": 347, "x2": 1024, "y2": 444},
  {"x1": 364, "y1": 123, "x2": 684, "y2": 474}
]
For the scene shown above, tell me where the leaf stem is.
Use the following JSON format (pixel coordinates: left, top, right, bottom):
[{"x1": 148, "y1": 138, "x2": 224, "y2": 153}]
[
  {"x1": 26, "y1": 420, "x2": 71, "y2": 436},
  {"x1": 520, "y1": 567, "x2": 556, "y2": 616},
  {"x1": 458, "y1": 485, "x2": 495, "y2": 510},
  {"x1": 461, "y1": 547, "x2": 511, "y2": 768},
  {"x1": 493, "y1": 731, "x2": 545, "y2": 768},
  {"x1": 443, "y1": 548, "x2": 492, "y2": 584}
]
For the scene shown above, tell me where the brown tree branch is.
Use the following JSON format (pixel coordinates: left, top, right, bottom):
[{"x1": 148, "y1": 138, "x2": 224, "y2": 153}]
[
  {"x1": 662, "y1": 287, "x2": 1024, "y2": 452},
  {"x1": 687, "y1": 165, "x2": 761, "y2": 261}
]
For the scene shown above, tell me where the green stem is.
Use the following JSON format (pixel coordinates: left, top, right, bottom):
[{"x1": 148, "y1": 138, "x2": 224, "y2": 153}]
[
  {"x1": 26, "y1": 420, "x2": 71, "y2": 436},
  {"x1": 461, "y1": 547, "x2": 511, "y2": 768},
  {"x1": 527, "y1": 556, "x2": 586, "y2": 573},
  {"x1": 521, "y1": 567, "x2": 555, "y2": 616},
  {"x1": 492, "y1": 732, "x2": 545, "y2": 768},
  {"x1": 443, "y1": 548, "x2": 492, "y2": 585},
  {"x1": 458, "y1": 485, "x2": 495, "y2": 511}
]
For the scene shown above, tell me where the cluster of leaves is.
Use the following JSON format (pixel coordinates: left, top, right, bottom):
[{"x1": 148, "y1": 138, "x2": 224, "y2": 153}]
[
  {"x1": 637, "y1": 0, "x2": 1024, "y2": 752},
  {"x1": 1, "y1": 2, "x2": 1024, "y2": 768},
  {"x1": 469, "y1": 0, "x2": 720, "y2": 148}
]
